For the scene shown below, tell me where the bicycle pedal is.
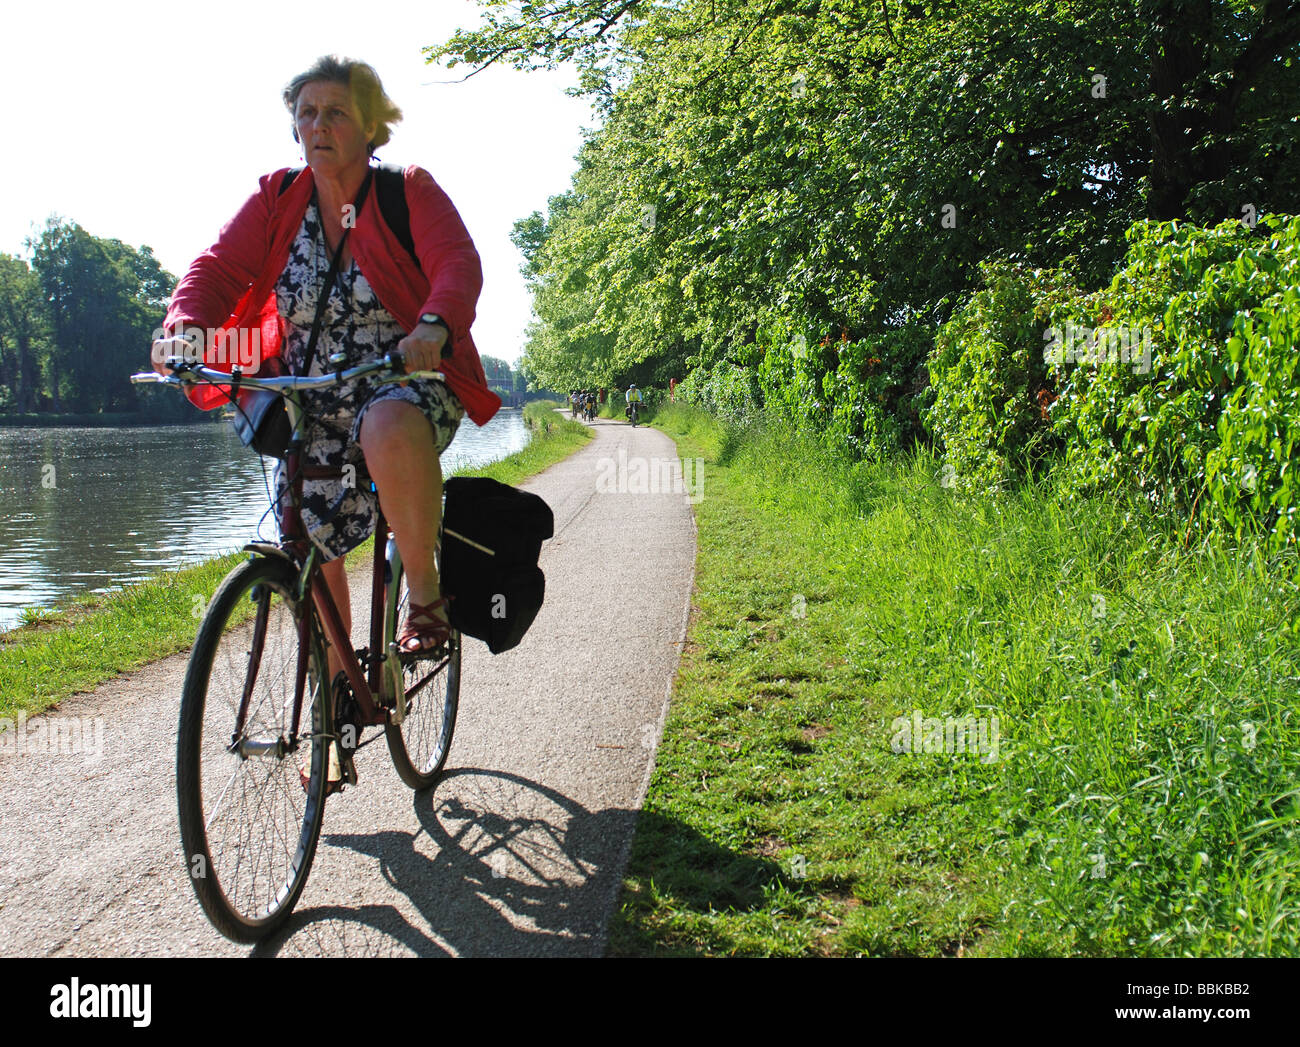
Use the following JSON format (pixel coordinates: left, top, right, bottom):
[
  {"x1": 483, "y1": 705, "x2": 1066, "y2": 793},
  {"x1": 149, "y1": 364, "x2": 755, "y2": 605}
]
[
  {"x1": 401, "y1": 626, "x2": 451, "y2": 656},
  {"x1": 325, "y1": 741, "x2": 357, "y2": 793},
  {"x1": 339, "y1": 749, "x2": 358, "y2": 788},
  {"x1": 397, "y1": 641, "x2": 448, "y2": 664},
  {"x1": 302, "y1": 742, "x2": 349, "y2": 797}
]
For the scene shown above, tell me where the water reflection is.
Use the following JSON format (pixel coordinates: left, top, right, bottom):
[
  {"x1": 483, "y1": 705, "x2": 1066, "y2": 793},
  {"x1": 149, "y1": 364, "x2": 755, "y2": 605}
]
[{"x1": 0, "y1": 409, "x2": 529, "y2": 631}]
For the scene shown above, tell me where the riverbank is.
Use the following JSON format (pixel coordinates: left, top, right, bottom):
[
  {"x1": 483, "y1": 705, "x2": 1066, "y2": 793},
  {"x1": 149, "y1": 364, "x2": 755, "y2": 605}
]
[
  {"x1": 610, "y1": 403, "x2": 1300, "y2": 957},
  {"x1": 0, "y1": 411, "x2": 591, "y2": 719}
]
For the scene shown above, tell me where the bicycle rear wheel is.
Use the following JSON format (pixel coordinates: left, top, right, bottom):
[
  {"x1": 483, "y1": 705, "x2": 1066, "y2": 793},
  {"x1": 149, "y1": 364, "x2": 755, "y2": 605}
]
[
  {"x1": 384, "y1": 549, "x2": 460, "y2": 790},
  {"x1": 177, "y1": 555, "x2": 330, "y2": 942}
]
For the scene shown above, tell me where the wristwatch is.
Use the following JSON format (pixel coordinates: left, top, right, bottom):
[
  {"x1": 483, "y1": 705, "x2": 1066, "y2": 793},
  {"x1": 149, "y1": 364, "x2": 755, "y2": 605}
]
[{"x1": 419, "y1": 313, "x2": 452, "y2": 356}]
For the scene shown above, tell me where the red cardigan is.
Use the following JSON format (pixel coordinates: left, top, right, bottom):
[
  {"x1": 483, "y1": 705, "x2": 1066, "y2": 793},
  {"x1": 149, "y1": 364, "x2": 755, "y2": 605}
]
[{"x1": 163, "y1": 164, "x2": 501, "y2": 426}]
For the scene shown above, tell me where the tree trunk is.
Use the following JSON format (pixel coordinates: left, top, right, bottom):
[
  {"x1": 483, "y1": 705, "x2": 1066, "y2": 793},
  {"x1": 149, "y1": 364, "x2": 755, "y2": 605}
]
[
  {"x1": 1146, "y1": 1, "x2": 1214, "y2": 220},
  {"x1": 15, "y1": 333, "x2": 37, "y2": 413}
]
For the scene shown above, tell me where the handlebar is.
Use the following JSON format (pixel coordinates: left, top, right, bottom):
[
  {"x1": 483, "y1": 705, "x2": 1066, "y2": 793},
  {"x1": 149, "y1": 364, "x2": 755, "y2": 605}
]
[{"x1": 130, "y1": 352, "x2": 443, "y2": 390}]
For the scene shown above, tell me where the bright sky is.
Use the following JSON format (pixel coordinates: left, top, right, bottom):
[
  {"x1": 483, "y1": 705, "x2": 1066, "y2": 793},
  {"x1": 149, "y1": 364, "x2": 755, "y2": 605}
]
[{"x1": 0, "y1": 0, "x2": 594, "y2": 365}]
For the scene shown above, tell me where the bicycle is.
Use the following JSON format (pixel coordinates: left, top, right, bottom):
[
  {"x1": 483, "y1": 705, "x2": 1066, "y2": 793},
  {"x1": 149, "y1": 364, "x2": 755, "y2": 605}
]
[
  {"x1": 131, "y1": 351, "x2": 460, "y2": 942},
  {"x1": 627, "y1": 400, "x2": 641, "y2": 427}
]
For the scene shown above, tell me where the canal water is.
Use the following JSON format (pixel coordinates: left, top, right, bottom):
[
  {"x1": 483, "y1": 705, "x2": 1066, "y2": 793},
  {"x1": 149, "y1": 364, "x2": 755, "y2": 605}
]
[{"x1": 0, "y1": 409, "x2": 530, "y2": 632}]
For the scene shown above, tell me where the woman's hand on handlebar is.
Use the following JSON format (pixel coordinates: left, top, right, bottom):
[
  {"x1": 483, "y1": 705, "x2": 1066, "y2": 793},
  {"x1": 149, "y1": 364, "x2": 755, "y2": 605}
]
[
  {"x1": 396, "y1": 321, "x2": 448, "y2": 375},
  {"x1": 150, "y1": 332, "x2": 201, "y2": 375}
]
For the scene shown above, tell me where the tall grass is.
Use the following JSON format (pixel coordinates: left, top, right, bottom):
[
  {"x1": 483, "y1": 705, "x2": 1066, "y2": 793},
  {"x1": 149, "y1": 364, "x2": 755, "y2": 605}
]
[{"x1": 614, "y1": 403, "x2": 1300, "y2": 955}]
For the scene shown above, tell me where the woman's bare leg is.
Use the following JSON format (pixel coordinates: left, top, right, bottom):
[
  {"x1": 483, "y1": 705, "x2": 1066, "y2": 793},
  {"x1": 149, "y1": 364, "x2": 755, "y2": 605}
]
[
  {"x1": 358, "y1": 400, "x2": 445, "y2": 637},
  {"x1": 315, "y1": 557, "x2": 352, "y2": 683}
]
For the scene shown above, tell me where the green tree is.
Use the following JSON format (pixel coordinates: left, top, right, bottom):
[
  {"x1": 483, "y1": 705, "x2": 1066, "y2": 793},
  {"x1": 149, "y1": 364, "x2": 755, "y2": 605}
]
[
  {"x1": 432, "y1": 0, "x2": 1300, "y2": 445},
  {"x1": 28, "y1": 218, "x2": 172, "y2": 414},
  {"x1": 1140, "y1": 0, "x2": 1300, "y2": 221},
  {"x1": 0, "y1": 254, "x2": 53, "y2": 414}
]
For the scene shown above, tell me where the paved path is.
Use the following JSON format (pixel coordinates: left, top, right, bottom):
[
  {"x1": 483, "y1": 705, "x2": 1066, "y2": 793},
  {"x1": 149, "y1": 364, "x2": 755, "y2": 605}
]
[{"x1": 0, "y1": 417, "x2": 696, "y2": 956}]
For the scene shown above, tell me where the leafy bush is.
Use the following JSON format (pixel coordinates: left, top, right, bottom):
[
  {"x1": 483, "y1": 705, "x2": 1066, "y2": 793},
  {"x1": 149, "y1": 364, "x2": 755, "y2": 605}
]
[
  {"x1": 1206, "y1": 220, "x2": 1300, "y2": 549},
  {"x1": 926, "y1": 212, "x2": 1300, "y2": 551},
  {"x1": 923, "y1": 263, "x2": 1079, "y2": 490},
  {"x1": 1048, "y1": 214, "x2": 1300, "y2": 549},
  {"x1": 752, "y1": 313, "x2": 931, "y2": 460},
  {"x1": 754, "y1": 314, "x2": 830, "y2": 435},
  {"x1": 678, "y1": 360, "x2": 765, "y2": 426},
  {"x1": 821, "y1": 326, "x2": 933, "y2": 461},
  {"x1": 640, "y1": 384, "x2": 666, "y2": 413}
]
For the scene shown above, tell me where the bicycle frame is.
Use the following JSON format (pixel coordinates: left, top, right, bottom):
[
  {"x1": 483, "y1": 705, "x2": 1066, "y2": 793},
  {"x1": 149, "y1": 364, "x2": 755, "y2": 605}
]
[
  {"x1": 279, "y1": 463, "x2": 392, "y2": 730},
  {"x1": 133, "y1": 353, "x2": 449, "y2": 738}
]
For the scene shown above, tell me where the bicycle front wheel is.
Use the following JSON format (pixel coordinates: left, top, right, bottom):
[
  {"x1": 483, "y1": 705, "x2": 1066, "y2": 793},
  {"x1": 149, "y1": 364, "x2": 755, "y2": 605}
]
[
  {"x1": 384, "y1": 553, "x2": 460, "y2": 790},
  {"x1": 177, "y1": 555, "x2": 330, "y2": 942}
]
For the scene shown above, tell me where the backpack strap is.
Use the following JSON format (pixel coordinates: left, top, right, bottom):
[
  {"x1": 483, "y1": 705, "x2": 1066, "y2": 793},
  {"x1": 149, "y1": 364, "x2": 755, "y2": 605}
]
[
  {"x1": 374, "y1": 163, "x2": 417, "y2": 266},
  {"x1": 278, "y1": 164, "x2": 418, "y2": 267},
  {"x1": 278, "y1": 167, "x2": 303, "y2": 196}
]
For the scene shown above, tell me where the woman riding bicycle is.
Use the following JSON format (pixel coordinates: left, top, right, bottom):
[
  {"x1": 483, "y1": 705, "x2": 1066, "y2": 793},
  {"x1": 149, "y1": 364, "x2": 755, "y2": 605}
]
[{"x1": 152, "y1": 55, "x2": 500, "y2": 661}]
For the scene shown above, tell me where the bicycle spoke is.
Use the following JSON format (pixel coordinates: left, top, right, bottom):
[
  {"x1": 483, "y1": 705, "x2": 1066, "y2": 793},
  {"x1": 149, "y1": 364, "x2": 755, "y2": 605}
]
[
  {"x1": 385, "y1": 559, "x2": 460, "y2": 789},
  {"x1": 178, "y1": 559, "x2": 327, "y2": 939}
]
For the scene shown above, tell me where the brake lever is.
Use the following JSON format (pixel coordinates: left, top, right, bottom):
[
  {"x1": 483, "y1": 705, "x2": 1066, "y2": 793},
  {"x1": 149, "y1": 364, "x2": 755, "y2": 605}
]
[{"x1": 380, "y1": 351, "x2": 442, "y2": 382}]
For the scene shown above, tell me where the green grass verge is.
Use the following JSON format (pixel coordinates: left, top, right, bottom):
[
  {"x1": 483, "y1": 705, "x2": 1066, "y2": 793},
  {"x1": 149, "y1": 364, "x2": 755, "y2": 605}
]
[
  {"x1": 609, "y1": 402, "x2": 1300, "y2": 957},
  {"x1": 0, "y1": 411, "x2": 592, "y2": 719}
]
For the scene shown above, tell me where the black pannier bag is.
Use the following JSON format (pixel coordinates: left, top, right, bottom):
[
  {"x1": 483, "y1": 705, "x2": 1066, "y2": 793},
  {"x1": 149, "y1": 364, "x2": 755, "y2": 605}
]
[
  {"x1": 231, "y1": 388, "x2": 292, "y2": 459},
  {"x1": 440, "y1": 477, "x2": 554, "y2": 654}
]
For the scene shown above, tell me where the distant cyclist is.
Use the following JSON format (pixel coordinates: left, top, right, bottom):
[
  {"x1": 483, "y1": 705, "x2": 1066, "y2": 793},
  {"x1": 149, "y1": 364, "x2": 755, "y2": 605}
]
[{"x1": 625, "y1": 383, "x2": 643, "y2": 424}]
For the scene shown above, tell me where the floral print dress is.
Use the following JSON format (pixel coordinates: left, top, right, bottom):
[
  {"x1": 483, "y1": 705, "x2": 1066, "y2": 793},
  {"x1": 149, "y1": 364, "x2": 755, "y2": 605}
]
[{"x1": 272, "y1": 198, "x2": 464, "y2": 560}]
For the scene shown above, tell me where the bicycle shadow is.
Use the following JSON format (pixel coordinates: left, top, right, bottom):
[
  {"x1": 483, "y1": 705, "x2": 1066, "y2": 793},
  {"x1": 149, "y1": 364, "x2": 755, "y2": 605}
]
[{"x1": 255, "y1": 767, "x2": 781, "y2": 957}]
